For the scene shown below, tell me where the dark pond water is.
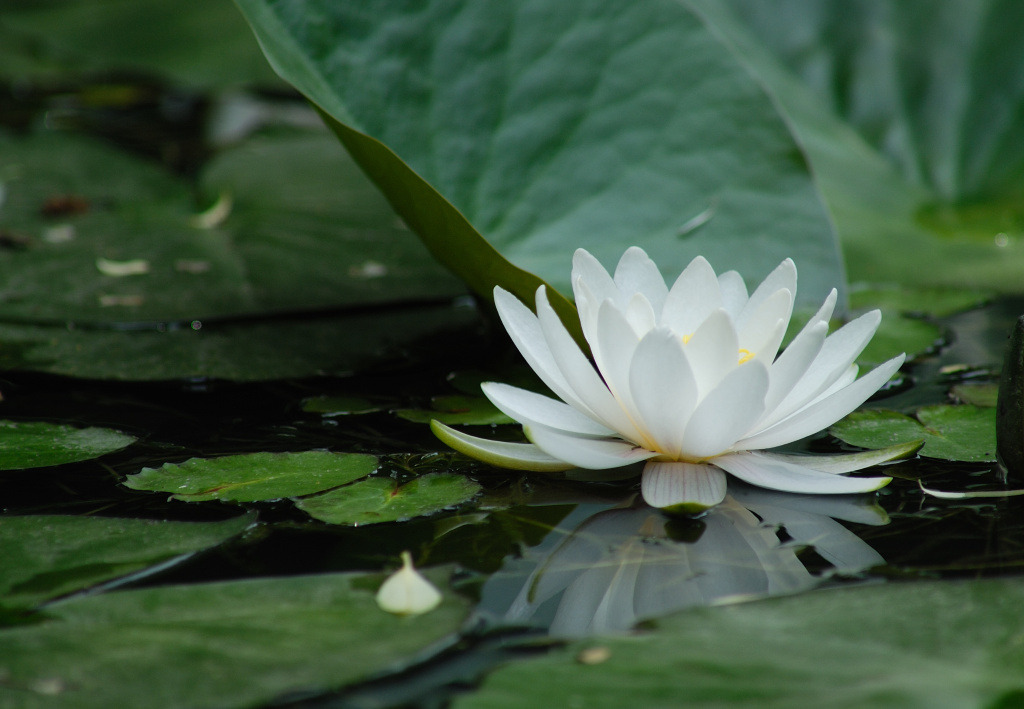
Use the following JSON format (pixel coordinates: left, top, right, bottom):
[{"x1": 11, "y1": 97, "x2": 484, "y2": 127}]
[{"x1": 3, "y1": 293, "x2": 1024, "y2": 707}]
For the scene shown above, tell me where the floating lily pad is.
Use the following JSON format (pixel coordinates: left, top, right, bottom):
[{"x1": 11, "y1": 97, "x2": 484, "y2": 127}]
[
  {"x1": 0, "y1": 514, "x2": 253, "y2": 610},
  {"x1": 296, "y1": 474, "x2": 481, "y2": 526},
  {"x1": 124, "y1": 451, "x2": 378, "y2": 502},
  {"x1": 0, "y1": 421, "x2": 135, "y2": 470},
  {"x1": 457, "y1": 577, "x2": 1024, "y2": 709},
  {"x1": 952, "y1": 384, "x2": 999, "y2": 408},
  {"x1": 0, "y1": 300, "x2": 480, "y2": 381},
  {"x1": 831, "y1": 405, "x2": 996, "y2": 462},
  {"x1": 396, "y1": 395, "x2": 513, "y2": 426},
  {"x1": 0, "y1": 569, "x2": 467, "y2": 709}
]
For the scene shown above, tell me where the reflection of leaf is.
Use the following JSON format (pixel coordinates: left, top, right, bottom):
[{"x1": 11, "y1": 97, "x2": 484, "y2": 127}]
[
  {"x1": 0, "y1": 422, "x2": 134, "y2": 470},
  {"x1": 458, "y1": 578, "x2": 1024, "y2": 708},
  {"x1": 124, "y1": 451, "x2": 378, "y2": 502},
  {"x1": 236, "y1": 0, "x2": 846, "y2": 314},
  {"x1": 0, "y1": 570, "x2": 467, "y2": 708},
  {"x1": 831, "y1": 405, "x2": 996, "y2": 462},
  {"x1": 0, "y1": 515, "x2": 252, "y2": 610},
  {"x1": 296, "y1": 474, "x2": 480, "y2": 526}
]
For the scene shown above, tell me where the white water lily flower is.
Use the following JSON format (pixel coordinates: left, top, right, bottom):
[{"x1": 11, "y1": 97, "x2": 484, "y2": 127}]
[
  {"x1": 433, "y1": 247, "x2": 919, "y2": 512},
  {"x1": 376, "y1": 551, "x2": 442, "y2": 615}
]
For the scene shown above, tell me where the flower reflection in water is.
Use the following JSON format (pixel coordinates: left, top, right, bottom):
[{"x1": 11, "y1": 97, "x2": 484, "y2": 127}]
[{"x1": 478, "y1": 486, "x2": 886, "y2": 637}]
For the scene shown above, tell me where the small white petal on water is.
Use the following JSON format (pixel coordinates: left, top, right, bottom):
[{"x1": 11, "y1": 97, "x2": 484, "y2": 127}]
[
  {"x1": 376, "y1": 551, "x2": 442, "y2": 616},
  {"x1": 96, "y1": 258, "x2": 150, "y2": 277}
]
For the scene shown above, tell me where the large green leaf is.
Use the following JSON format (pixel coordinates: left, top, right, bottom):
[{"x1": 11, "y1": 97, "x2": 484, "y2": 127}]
[
  {"x1": 0, "y1": 422, "x2": 134, "y2": 470},
  {"x1": 235, "y1": 0, "x2": 846, "y2": 312},
  {"x1": 690, "y1": 1, "x2": 1024, "y2": 293},
  {"x1": 721, "y1": 0, "x2": 1024, "y2": 202},
  {"x1": 0, "y1": 570, "x2": 467, "y2": 708},
  {"x1": 0, "y1": 515, "x2": 253, "y2": 610},
  {"x1": 124, "y1": 450, "x2": 379, "y2": 502},
  {"x1": 457, "y1": 578, "x2": 1024, "y2": 709}
]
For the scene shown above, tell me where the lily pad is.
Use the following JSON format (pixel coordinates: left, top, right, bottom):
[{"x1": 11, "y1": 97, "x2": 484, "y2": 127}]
[
  {"x1": 0, "y1": 300, "x2": 480, "y2": 381},
  {"x1": 850, "y1": 287, "x2": 992, "y2": 318},
  {"x1": 952, "y1": 384, "x2": 999, "y2": 408},
  {"x1": 0, "y1": 514, "x2": 253, "y2": 610},
  {"x1": 0, "y1": 129, "x2": 459, "y2": 324},
  {"x1": 457, "y1": 577, "x2": 1024, "y2": 708},
  {"x1": 236, "y1": 0, "x2": 847, "y2": 317},
  {"x1": 856, "y1": 314, "x2": 942, "y2": 366},
  {"x1": 0, "y1": 570, "x2": 467, "y2": 709},
  {"x1": 296, "y1": 474, "x2": 481, "y2": 526},
  {"x1": 396, "y1": 395, "x2": 513, "y2": 426},
  {"x1": 0, "y1": 421, "x2": 134, "y2": 470},
  {"x1": 124, "y1": 451, "x2": 378, "y2": 502},
  {"x1": 831, "y1": 405, "x2": 996, "y2": 462}
]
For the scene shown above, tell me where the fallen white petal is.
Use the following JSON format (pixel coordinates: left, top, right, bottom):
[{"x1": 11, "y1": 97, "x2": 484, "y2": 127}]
[
  {"x1": 96, "y1": 257, "x2": 150, "y2": 277},
  {"x1": 376, "y1": 551, "x2": 442, "y2": 615}
]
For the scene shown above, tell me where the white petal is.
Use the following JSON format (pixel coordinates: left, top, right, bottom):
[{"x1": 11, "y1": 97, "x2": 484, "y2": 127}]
[
  {"x1": 628, "y1": 328, "x2": 700, "y2": 457},
  {"x1": 758, "y1": 439, "x2": 922, "y2": 473},
  {"x1": 493, "y1": 287, "x2": 587, "y2": 414},
  {"x1": 682, "y1": 309, "x2": 740, "y2": 396},
  {"x1": 728, "y1": 482, "x2": 890, "y2": 525},
  {"x1": 714, "y1": 452, "x2": 892, "y2": 494},
  {"x1": 679, "y1": 361, "x2": 769, "y2": 458},
  {"x1": 481, "y1": 382, "x2": 614, "y2": 437},
  {"x1": 661, "y1": 256, "x2": 720, "y2": 334},
  {"x1": 592, "y1": 300, "x2": 643, "y2": 418},
  {"x1": 535, "y1": 288, "x2": 642, "y2": 438},
  {"x1": 526, "y1": 424, "x2": 659, "y2": 469},
  {"x1": 758, "y1": 309, "x2": 882, "y2": 430},
  {"x1": 614, "y1": 246, "x2": 669, "y2": 313},
  {"x1": 736, "y1": 354, "x2": 904, "y2": 450},
  {"x1": 571, "y1": 248, "x2": 617, "y2": 307},
  {"x1": 376, "y1": 551, "x2": 442, "y2": 615},
  {"x1": 737, "y1": 259, "x2": 796, "y2": 331},
  {"x1": 641, "y1": 461, "x2": 727, "y2": 512},
  {"x1": 717, "y1": 270, "x2": 748, "y2": 318},
  {"x1": 624, "y1": 292, "x2": 657, "y2": 336},
  {"x1": 431, "y1": 420, "x2": 574, "y2": 472},
  {"x1": 762, "y1": 320, "x2": 828, "y2": 417},
  {"x1": 736, "y1": 288, "x2": 792, "y2": 363}
]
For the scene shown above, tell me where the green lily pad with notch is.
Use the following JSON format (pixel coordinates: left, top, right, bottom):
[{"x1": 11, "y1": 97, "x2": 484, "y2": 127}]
[
  {"x1": 0, "y1": 421, "x2": 134, "y2": 470},
  {"x1": 831, "y1": 405, "x2": 996, "y2": 462},
  {"x1": 0, "y1": 569, "x2": 467, "y2": 709},
  {"x1": 396, "y1": 395, "x2": 513, "y2": 426},
  {"x1": 296, "y1": 474, "x2": 481, "y2": 526},
  {"x1": 0, "y1": 514, "x2": 253, "y2": 611},
  {"x1": 456, "y1": 577, "x2": 1024, "y2": 709},
  {"x1": 124, "y1": 450, "x2": 378, "y2": 502}
]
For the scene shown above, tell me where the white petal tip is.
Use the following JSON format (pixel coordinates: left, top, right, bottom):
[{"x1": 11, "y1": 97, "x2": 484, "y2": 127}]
[{"x1": 376, "y1": 552, "x2": 442, "y2": 616}]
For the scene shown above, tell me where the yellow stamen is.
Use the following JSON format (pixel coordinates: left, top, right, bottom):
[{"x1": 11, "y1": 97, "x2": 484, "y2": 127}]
[
  {"x1": 682, "y1": 333, "x2": 692, "y2": 344},
  {"x1": 738, "y1": 348, "x2": 754, "y2": 364}
]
